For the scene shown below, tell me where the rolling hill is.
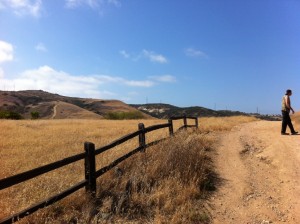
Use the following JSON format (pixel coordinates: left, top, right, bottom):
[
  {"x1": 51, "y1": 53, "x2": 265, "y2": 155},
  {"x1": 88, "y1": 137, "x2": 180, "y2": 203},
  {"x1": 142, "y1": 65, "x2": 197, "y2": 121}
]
[
  {"x1": 0, "y1": 90, "x2": 151, "y2": 119},
  {"x1": 130, "y1": 103, "x2": 252, "y2": 119},
  {"x1": 0, "y1": 90, "x2": 284, "y2": 120}
]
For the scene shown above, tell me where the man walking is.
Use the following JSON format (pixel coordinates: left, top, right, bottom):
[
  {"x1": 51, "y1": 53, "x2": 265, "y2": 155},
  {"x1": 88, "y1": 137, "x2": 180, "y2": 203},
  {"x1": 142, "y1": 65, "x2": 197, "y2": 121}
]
[{"x1": 281, "y1": 89, "x2": 298, "y2": 135}]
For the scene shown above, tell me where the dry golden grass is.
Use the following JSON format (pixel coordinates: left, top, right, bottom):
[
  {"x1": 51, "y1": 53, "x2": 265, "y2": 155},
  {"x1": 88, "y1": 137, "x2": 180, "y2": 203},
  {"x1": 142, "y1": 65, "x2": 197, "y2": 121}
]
[
  {"x1": 0, "y1": 116, "x2": 257, "y2": 223},
  {"x1": 291, "y1": 111, "x2": 300, "y2": 128},
  {"x1": 198, "y1": 115, "x2": 258, "y2": 132}
]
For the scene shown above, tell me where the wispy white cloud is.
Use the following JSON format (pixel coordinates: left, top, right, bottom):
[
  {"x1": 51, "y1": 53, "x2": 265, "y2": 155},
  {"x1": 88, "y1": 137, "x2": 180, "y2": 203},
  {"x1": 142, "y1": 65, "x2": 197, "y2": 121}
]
[
  {"x1": 142, "y1": 50, "x2": 168, "y2": 64},
  {"x1": 91, "y1": 74, "x2": 155, "y2": 87},
  {"x1": 65, "y1": 0, "x2": 121, "y2": 9},
  {"x1": 149, "y1": 75, "x2": 176, "y2": 83},
  {"x1": 120, "y1": 49, "x2": 168, "y2": 64},
  {"x1": 185, "y1": 48, "x2": 208, "y2": 58},
  {"x1": 0, "y1": 68, "x2": 4, "y2": 79},
  {"x1": 119, "y1": 50, "x2": 130, "y2": 59},
  {"x1": 0, "y1": 65, "x2": 157, "y2": 98},
  {"x1": 119, "y1": 50, "x2": 141, "y2": 61},
  {"x1": 0, "y1": 40, "x2": 14, "y2": 63},
  {"x1": 65, "y1": 0, "x2": 97, "y2": 9},
  {"x1": 35, "y1": 42, "x2": 47, "y2": 52},
  {"x1": 0, "y1": 0, "x2": 42, "y2": 17},
  {"x1": 124, "y1": 80, "x2": 154, "y2": 87}
]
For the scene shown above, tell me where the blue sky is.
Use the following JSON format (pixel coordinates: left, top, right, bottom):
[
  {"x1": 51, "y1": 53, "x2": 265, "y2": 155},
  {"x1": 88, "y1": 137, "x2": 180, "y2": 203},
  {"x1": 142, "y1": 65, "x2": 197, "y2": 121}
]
[{"x1": 0, "y1": 0, "x2": 299, "y2": 114}]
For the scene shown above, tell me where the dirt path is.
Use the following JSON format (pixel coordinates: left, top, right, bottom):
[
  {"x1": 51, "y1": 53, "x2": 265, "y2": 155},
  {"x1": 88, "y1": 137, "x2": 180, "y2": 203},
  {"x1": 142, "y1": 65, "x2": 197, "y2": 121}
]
[
  {"x1": 209, "y1": 121, "x2": 300, "y2": 224},
  {"x1": 51, "y1": 102, "x2": 58, "y2": 119}
]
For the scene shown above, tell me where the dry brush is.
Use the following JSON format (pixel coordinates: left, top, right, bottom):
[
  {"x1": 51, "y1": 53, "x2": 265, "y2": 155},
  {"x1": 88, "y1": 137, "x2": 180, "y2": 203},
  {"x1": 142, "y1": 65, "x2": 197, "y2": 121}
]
[{"x1": 0, "y1": 116, "x2": 256, "y2": 223}]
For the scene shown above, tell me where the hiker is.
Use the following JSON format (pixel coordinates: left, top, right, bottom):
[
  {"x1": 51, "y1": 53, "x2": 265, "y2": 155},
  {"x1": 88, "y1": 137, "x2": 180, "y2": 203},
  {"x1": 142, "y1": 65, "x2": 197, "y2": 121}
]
[{"x1": 281, "y1": 89, "x2": 298, "y2": 135}]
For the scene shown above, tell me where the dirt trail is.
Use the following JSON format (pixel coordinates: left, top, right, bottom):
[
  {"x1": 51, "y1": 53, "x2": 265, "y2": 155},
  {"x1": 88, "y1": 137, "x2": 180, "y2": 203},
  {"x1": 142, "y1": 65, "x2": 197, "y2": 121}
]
[
  {"x1": 51, "y1": 102, "x2": 58, "y2": 119},
  {"x1": 209, "y1": 121, "x2": 300, "y2": 224}
]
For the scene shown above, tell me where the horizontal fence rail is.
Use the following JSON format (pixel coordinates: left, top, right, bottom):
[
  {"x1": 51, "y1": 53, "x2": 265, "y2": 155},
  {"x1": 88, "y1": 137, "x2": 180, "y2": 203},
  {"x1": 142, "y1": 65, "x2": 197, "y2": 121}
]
[
  {"x1": 95, "y1": 146, "x2": 143, "y2": 178},
  {"x1": 0, "y1": 153, "x2": 86, "y2": 190},
  {"x1": 0, "y1": 181, "x2": 87, "y2": 224},
  {"x1": 144, "y1": 123, "x2": 170, "y2": 133},
  {"x1": 0, "y1": 115, "x2": 198, "y2": 224},
  {"x1": 95, "y1": 130, "x2": 141, "y2": 156}
]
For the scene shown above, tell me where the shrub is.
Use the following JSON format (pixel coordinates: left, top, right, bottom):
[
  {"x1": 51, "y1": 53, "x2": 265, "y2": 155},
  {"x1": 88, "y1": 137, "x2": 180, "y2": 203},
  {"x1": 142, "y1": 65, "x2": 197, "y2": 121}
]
[
  {"x1": 105, "y1": 111, "x2": 144, "y2": 120},
  {"x1": 31, "y1": 111, "x2": 40, "y2": 120},
  {"x1": 0, "y1": 110, "x2": 23, "y2": 120}
]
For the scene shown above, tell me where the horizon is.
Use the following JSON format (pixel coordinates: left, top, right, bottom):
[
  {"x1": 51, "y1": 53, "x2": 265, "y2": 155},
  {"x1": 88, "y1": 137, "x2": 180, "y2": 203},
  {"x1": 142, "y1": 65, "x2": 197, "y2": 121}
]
[
  {"x1": 0, "y1": 1, "x2": 299, "y2": 114},
  {"x1": 0, "y1": 89, "x2": 286, "y2": 115}
]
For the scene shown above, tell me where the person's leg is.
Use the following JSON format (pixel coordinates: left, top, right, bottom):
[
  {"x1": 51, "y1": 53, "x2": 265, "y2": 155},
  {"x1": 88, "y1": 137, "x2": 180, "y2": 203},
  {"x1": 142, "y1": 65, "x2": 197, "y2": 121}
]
[
  {"x1": 286, "y1": 114, "x2": 296, "y2": 133},
  {"x1": 281, "y1": 111, "x2": 288, "y2": 134}
]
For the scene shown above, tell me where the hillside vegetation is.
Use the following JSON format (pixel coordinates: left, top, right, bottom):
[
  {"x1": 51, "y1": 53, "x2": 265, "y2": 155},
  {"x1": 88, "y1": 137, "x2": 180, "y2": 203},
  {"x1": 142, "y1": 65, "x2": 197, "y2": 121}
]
[
  {"x1": 0, "y1": 90, "x2": 151, "y2": 119},
  {"x1": 0, "y1": 116, "x2": 257, "y2": 223},
  {"x1": 130, "y1": 103, "x2": 280, "y2": 121},
  {"x1": 0, "y1": 90, "x2": 281, "y2": 121},
  {"x1": 130, "y1": 103, "x2": 245, "y2": 118}
]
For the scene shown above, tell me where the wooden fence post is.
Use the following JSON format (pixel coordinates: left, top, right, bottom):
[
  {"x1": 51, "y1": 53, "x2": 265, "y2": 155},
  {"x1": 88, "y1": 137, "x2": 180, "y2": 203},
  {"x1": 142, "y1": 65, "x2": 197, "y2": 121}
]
[
  {"x1": 195, "y1": 117, "x2": 199, "y2": 129},
  {"x1": 138, "y1": 123, "x2": 146, "y2": 152},
  {"x1": 168, "y1": 119, "x2": 174, "y2": 136},
  {"x1": 183, "y1": 114, "x2": 187, "y2": 130},
  {"x1": 84, "y1": 142, "x2": 96, "y2": 198}
]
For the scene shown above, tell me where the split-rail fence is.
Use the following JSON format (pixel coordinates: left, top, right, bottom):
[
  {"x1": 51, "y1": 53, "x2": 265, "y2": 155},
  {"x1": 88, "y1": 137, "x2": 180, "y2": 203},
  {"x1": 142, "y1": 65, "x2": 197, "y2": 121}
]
[{"x1": 0, "y1": 116, "x2": 198, "y2": 224}]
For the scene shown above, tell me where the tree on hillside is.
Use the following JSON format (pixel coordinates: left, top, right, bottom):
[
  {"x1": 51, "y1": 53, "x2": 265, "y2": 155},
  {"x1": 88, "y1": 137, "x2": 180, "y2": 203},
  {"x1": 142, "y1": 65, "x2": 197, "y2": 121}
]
[
  {"x1": 0, "y1": 111, "x2": 23, "y2": 120},
  {"x1": 31, "y1": 111, "x2": 40, "y2": 120}
]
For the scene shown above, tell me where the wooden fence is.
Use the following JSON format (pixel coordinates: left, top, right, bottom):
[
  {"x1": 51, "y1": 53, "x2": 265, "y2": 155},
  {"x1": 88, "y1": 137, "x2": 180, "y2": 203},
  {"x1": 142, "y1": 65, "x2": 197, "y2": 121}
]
[{"x1": 0, "y1": 116, "x2": 198, "y2": 224}]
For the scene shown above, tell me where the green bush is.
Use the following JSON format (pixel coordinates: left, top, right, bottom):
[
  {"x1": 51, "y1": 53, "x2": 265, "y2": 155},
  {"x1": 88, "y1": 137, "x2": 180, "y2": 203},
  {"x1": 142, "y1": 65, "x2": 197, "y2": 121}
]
[
  {"x1": 105, "y1": 111, "x2": 144, "y2": 120},
  {"x1": 31, "y1": 111, "x2": 40, "y2": 120},
  {"x1": 0, "y1": 111, "x2": 23, "y2": 120}
]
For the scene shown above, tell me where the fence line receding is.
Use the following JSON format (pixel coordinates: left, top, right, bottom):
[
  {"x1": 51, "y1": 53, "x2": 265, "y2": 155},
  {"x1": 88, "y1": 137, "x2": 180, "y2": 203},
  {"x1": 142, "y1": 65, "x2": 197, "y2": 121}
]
[{"x1": 0, "y1": 115, "x2": 198, "y2": 224}]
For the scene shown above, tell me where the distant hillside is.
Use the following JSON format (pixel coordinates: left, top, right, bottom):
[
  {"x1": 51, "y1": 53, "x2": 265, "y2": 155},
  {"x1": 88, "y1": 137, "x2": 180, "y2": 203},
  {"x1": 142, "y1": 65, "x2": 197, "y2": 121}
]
[
  {"x1": 130, "y1": 103, "x2": 248, "y2": 119},
  {"x1": 0, "y1": 90, "x2": 284, "y2": 120},
  {"x1": 0, "y1": 90, "x2": 151, "y2": 119},
  {"x1": 130, "y1": 103, "x2": 282, "y2": 121}
]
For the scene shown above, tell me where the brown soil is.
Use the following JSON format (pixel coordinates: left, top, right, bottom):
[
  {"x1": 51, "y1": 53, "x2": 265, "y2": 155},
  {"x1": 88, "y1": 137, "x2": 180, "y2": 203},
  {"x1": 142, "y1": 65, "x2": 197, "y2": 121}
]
[{"x1": 209, "y1": 120, "x2": 300, "y2": 224}]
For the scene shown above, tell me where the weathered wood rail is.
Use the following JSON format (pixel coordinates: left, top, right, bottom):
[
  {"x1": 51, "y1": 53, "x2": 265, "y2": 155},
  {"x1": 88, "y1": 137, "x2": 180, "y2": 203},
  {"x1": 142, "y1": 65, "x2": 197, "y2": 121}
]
[{"x1": 0, "y1": 116, "x2": 198, "y2": 224}]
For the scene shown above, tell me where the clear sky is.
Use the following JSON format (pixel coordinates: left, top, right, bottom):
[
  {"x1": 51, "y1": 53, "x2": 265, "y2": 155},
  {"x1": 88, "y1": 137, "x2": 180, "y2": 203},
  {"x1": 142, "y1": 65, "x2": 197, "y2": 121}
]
[{"x1": 0, "y1": 0, "x2": 299, "y2": 114}]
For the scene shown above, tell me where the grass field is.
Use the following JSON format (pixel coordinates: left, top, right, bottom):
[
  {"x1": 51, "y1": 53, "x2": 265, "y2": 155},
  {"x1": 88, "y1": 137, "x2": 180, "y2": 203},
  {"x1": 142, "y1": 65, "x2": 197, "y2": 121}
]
[{"x1": 0, "y1": 116, "x2": 257, "y2": 223}]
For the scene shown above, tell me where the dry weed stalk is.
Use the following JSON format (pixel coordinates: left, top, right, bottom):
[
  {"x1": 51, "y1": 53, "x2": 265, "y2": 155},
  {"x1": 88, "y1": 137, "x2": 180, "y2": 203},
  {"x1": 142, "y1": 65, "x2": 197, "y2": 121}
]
[{"x1": 93, "y1": 130, "x2": 214, "y2": 223}]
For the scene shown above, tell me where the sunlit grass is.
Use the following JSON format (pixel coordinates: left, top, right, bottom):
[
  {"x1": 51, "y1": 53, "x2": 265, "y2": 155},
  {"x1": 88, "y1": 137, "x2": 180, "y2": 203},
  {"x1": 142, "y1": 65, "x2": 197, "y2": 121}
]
[
  {"x1": 198, "y1": 115, "x2": 258, "y2": 132},
  {"x1": 0, "y1": 116, "x2": 257, "y2": 223}
]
